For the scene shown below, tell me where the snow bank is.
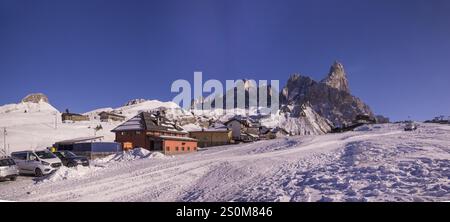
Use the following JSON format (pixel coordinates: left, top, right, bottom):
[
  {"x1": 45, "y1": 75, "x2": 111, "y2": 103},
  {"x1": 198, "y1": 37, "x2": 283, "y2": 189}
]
[
  {"x1": 39, "y1": 149, "x2": 169, "y2": 183},
  {"x1": 96, "y1": 148, "x2": 168, "y2": 163},
  {"x1": 39, "y1": 166, "x2": 95, "y2": 183}
]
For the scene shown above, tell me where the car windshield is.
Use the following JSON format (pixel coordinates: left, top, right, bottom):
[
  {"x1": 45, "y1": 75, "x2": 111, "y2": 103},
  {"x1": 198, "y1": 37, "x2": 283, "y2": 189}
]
[
  {"x1": 57, "y1": 151, "x2": 77, "y2": 158},
  {"x1": 35, "y1": 151, "x2": 56, "y2": 159},
  {"x1": 54, "y1": 152, "x2": 64, "y2": 158},
  {"x1": 63, "y1": 151, "x2": 77, "y2": 157}
]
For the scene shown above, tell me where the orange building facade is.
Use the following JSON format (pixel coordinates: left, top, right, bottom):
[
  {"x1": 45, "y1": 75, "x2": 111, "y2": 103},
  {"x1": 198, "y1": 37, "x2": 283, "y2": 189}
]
[
  {"x1": 163, "y1": 138, "x2": 198, "y2": 155},
  {"x1": 112, "y1": 112, "x2": 198, "y2": 155}
]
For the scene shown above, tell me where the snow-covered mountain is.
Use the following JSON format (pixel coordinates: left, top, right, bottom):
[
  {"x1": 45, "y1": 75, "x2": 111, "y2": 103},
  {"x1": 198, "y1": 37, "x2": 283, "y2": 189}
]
[
  {"x1": 190, "y1": 61, "x2": 384, "y2": 129},
  {"x1": 191, "y1": 79, "x2": 278, "y2": 110},
  {"x1": 85, "y1": 99, "x2": 181, "y2": 118},
  {"x1": 0, "y1": 94, "x2": 116, "y2": 152},
  {"x1": 0, "y1": 93, "x2": 58, "y2": 114}
]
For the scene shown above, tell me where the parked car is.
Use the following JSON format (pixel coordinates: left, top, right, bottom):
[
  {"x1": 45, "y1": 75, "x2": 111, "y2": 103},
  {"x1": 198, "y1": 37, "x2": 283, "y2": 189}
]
[
  {"x1": 404, "y1": 122, "x2": 418, "y2": 131},
  {"x1": 11, "y1": 150, "x2": 62, "y2": 177},
  {"x1": 0, "y1": 156, "x2": 19, "y2": 181},
  {"x1": 53, "y1": 150, "x2": 89, "y2": 167}
]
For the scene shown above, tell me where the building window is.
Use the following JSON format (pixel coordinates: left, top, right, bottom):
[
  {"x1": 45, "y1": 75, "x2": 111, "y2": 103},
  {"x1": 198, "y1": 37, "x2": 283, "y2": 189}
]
[
  {"x1": 136, "y1": 131, "x2": 141, "y2": 135},
  {"x1": 187, "y1": 147, "x2": 190, "y2": 151},
  {"x1": 121, "y1": 132, "x2": 125, "y2": 136},
  {"x1": 166, "y1": 146, "x2": 170, "y2": 151},
  {"x1": 175, "y1": 147, "x2": 179, "y2": 151},
  {"x1": 182, "y1": 147, "x2": 185, "y2": 151},
  {"x1": 123, "y1": 142, "x2": 133, "y2": 150}
]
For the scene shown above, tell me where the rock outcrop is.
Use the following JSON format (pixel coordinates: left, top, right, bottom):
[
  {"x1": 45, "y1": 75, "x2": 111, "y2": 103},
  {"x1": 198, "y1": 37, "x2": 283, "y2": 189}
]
[
  {"x1": 124, "y1": 99, "x2": 147, "y2": 106},
  {"x1": 320, "y1": 61, "x2": 350, "y2": 93},
  {"x1": 192, "y1": 79, "x2": 277, "y2": 110},
  {"x1": 21, "y1": 93, "x2": 49, "y2": 104},
  {"x1": 0, "y1": 93, "x2": 57, "y2": 114},
  {"x1": 280, "y1": 62, "x2": 374, "y2": 127}
]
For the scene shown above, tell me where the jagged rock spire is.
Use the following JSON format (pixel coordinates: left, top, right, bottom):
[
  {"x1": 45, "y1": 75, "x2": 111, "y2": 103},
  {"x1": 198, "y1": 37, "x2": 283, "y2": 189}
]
[{"x1": 321, "y1": 61, "x2": 350, "y2": 93}]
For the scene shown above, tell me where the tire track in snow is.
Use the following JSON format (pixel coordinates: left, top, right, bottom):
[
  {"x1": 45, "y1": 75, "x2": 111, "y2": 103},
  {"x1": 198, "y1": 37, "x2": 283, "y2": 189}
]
[{"x1": 7, "y1": 128, "x2": 406, "y2": 202}]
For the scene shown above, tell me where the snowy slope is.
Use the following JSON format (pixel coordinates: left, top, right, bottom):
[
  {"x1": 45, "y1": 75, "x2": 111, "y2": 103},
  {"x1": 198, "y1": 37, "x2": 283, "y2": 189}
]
[
  {"x1": 0, "y1": 123, "x2": 448, "y2": 202},
  {"x1": 115, "y1": 100, "x2": 180, "y2": 117},
  {"x1": 0, "y1": 101, "x2": 58, "y2": 114},
  {"x1": 0, "y1": 100, "x2": 187, "y2": 153},
  {"x1": 0, "y1": 111, "x2": 117, "y2": 153}
]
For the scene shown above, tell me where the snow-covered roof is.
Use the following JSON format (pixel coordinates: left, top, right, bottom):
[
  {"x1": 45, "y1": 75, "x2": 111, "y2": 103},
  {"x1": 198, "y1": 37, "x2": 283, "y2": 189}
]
[
  {"x1": 111, "y1": 112, "x2": 186, "y2": 134},
  {"x1": 224, "y1": 116, "x2": 260, "y2": 128},
  {"x1": 111, "y1": 115, "x2": 144, "y2": 132},
  {"x1": 189, "y1": 128, "x2": 230, "y2": 133},
  {"x1": 98, "y1": 111, "x2": 126, "y2": 118},
  {"x1": 55, "y1": 136, "x2": 104, "y2": 145}
]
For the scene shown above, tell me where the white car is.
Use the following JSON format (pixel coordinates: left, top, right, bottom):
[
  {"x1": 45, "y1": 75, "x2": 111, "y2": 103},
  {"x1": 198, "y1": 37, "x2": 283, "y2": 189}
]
[
  {"x1": 11, "y1": 150, "x2": 62, "y2": 177},
  {"x1": 0, "y1": 156, "x2": 19, "y2": 181}
]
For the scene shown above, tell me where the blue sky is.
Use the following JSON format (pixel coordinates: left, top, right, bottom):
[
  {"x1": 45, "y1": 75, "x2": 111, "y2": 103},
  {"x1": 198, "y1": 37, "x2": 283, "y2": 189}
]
[{"x1": 1, "y1": 0, "x2": 449, "y2": 121}]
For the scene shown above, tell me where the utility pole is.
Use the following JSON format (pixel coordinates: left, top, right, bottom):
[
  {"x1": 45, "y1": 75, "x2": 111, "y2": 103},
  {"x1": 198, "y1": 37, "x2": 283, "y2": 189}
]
[{"x1": 3, "y1": 128, "x2": 6, "y2": 155}]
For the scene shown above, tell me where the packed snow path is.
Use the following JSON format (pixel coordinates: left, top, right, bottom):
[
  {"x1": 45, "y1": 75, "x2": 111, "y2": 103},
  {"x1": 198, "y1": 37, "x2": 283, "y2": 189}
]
[{"x1": 0, "y1": 124, "x2": 449, "y2": 202}]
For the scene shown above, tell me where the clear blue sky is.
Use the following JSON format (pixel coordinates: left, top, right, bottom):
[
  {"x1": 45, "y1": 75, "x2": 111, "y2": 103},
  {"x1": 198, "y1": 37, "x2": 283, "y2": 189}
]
[{"x1": 1, "y1": 0, "x2": 449, "y2": 121}]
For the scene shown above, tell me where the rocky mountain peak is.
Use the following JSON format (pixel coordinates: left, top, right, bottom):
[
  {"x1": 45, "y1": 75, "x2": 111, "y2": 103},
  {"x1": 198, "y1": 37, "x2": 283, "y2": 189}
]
[
  {"x1": 21, "y1": 93, "x2": 49, "y2": 104},
  {"x1": 321, "y1": 61, "x2": 350, "y2": 93},
  {"x1": 124, "y1": 99, "x2": 147, "y2": 106},
  {"x1": 288, "y1": 74, "x2": 301, "y2": 82},
  {"x1": 281, "y1": 62, "x2": 374, "y2": 126}
]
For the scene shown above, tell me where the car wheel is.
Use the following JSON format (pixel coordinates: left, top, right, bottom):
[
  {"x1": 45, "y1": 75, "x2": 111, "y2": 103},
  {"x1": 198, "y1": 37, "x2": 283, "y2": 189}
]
[
  {"x1": 35, "y1": 168, "x2": 44, "y2": 177},
  {"x1": 67, "y1": 162, "x2": 75, "y2": 168},
  {"x1": 10, "y1": 176, "x2": 17, "y2": 181}
]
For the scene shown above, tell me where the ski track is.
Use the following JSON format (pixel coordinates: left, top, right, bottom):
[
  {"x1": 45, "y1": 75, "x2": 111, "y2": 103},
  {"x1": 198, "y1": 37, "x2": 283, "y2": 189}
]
[{"x1": 0, "y1": 123, "x2": 449, "y2": 202}]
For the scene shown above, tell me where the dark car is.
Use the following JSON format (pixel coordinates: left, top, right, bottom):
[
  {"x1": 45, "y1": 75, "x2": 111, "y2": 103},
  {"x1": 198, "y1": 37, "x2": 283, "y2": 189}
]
[
  {"x1": 53, "y1": 151, "x2": 90, "y2": 167},
  {"x1": 404, "y1": 121, "x2": 418, "y2": 131}
]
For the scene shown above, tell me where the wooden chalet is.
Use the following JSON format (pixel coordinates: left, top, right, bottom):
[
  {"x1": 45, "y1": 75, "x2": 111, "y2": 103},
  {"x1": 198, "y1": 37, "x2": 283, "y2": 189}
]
[
  {"x1": 224, "y1": 117, "x2": 260, "y2": 141},
  {"x1": 61, "y1": 111, "x2": 89, "y2": 122},
  {"x1": 189, "y1": 127, "x2": 233, "y2": 148},
  {"x1": 98, "y1": 111, "x2": 126, "y2": 122}
]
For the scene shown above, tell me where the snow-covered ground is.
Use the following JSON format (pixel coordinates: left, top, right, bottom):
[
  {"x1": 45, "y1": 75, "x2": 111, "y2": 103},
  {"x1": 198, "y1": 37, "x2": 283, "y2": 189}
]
[
  {"x1": 0, "y1": 100, "x2": 181, "y2": 153},
  {"x1": 0, "y1": 123, "x2": 449, "y2": 202},
  {"x1": 0, "y1": 111, "x2": 117, "y2": 152}
]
